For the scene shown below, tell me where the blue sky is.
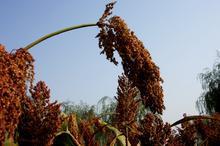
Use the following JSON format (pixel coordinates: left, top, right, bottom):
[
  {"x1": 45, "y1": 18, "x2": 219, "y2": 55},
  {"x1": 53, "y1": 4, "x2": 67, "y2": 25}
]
[{"x1": 1, "y1": 0, "x2": 220, "y2": 123}]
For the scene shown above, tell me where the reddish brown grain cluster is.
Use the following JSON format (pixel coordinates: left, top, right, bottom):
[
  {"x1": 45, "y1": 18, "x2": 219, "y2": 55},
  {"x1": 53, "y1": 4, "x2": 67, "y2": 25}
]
[
  {"x1": 195, "y1": 114, "x2": 220, "y2": 145},
  {"x1": 68, "y1": 113, "x2": 81, "y2": 144},
  {"x1": 18, "y1": 81, "x2": 61, "y2": 146},
  {"x1": 174, "y1": 117, "x2": 198, "y2": 146},
  {"x1": 114, "y1": 74, "x2": 140, "y2": 145},
  {"x1": 0, "y1": 44, "x2": 34, "y2": 143},
  {"x1": 173, "y1": 114, "x2": 220, "y2": 146},
  {"x1": 97, "y1": 4, "x2": 164, "y2": 114},
  {"x1": 79, "y1": 118, "x2": 99, "y2": 146},
  {"x1": 0, "y1": 44, "x2": 61, "y2": 145},
  {"x1": 139, "y1": 113, "x2": 171, "y2": 146}
]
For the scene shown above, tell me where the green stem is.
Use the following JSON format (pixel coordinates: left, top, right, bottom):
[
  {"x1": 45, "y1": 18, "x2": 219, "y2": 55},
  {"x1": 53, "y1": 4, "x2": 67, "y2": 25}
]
[
  {"x1": 24, "y1": 23, "x2": 97, "y2": 50},
  {"x1": 171, "y1": 115, "x2": 220, "y2": 127}
]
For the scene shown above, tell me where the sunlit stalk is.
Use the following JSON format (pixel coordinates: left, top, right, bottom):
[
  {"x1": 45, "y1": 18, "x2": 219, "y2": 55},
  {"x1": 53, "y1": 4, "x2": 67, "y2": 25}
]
[
  {"x1": 171, "y1": 115, "x2": 220, "y2": 127},
  {"x1": 24, "y1": 23, "x2": 97, "y2": 50}
]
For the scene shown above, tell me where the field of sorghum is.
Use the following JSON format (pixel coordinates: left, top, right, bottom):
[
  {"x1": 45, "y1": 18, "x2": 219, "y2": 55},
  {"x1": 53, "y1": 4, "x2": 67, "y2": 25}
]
[{"x1": 0, "y1": 2, "x2": 219, "y2": 146}]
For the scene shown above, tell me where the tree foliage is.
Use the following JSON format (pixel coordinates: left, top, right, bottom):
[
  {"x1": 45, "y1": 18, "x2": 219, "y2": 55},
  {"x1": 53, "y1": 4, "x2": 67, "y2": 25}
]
[
  {"x1": 197, "y1": 58, "x2": 220, "y2": 114},
  {"x1": 61, "y1": 101, "x2": 96, "y2": 121}
]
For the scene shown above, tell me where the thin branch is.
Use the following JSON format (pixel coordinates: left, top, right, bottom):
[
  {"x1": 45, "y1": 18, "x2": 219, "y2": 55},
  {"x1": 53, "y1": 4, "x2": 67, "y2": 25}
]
[{"x1": 24, "y1": 23, "x2": 97, "y2": 50}]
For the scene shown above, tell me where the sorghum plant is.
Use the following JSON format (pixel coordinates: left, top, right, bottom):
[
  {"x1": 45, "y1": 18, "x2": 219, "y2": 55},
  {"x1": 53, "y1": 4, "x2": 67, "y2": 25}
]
[
  {"x1": 18, "y1": 81, "x2": 61, "y2": 146},
  {"x1": 113, "y1": 74, "x2": 140, "y2": 145},
  {"x1": 78, "y1": 118, "x2": 99, "y2": 146},
  {"x1": 0, "y1": 45, "x2": 34, "y2": 144},
  {"x1": 97, "y1": 2, "x2": 164, "y2": 114},
  {"x1": 178, "y1": 114, "x2": 220, "y2": 145},
  {"x1": 139, "y1": 113, "x2": 171, "y2": 146},
  {"x1": 67, "y1": 113, "x2": 81, "y2": 144},
  {"x1": 1, "y1": 1, "x2": 220, "y2": 146}
]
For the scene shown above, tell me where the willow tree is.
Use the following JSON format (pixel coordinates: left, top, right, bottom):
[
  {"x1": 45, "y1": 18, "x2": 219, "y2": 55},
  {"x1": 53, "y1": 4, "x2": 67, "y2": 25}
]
[{"x1": 197, "y1": 58, "x2": 220, "y2": 114}]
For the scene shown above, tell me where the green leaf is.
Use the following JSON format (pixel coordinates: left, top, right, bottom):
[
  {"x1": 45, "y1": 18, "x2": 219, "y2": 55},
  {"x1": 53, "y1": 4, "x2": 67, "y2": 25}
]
[
  {"x1": 53, "y1": 131, "x2": 80, "y2": 146},
  {"x1": 98, "y1": 119, "x2": 131, "y2": 146}
]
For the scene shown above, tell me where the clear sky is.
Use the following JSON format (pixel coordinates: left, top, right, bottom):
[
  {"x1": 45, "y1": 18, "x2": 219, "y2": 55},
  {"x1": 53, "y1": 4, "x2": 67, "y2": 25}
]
[{"x1": 1, "y1": 0, "x2": 220, "y2": 123}]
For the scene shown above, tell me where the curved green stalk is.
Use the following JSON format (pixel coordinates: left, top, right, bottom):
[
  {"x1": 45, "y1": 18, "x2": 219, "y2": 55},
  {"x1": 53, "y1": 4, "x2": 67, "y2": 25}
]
[
  {"x1": 171, "y1": 115, "x2": 220, "y2": 127},
  {"x1": 24, "y1": 23, "x2": 97, "y2": 50}
]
